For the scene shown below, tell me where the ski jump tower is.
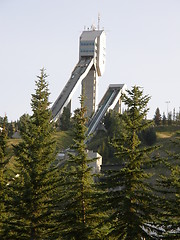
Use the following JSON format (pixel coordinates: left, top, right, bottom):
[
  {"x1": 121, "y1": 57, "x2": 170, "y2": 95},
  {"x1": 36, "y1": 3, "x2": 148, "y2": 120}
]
[
  {"x1": 51, "y1": 27, "x2": 126, "y2": 136},
  {"x1": 80, "y1": 29, "x2": 106, "y2": 117},
  {"x1": 51, "y1": 28, "x2": 106, "y2": 121}
]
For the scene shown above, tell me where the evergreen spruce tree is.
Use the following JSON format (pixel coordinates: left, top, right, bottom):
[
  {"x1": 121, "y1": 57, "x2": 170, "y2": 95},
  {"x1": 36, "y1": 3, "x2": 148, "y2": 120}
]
[
  {"x1": 101, "y1": 86, "x2": 160, "y2": 239},
  {"x1": 58, "y1": 95, "x2": 103, "y2": 240},
  {"x1": 0, "y1": 118, "x2": 7, "y2": 156},
  {"x1": 0, "y1": 120, "x2": 8, "y2": 237},
  {"x1": 157, "y1": 132, "x2": 180, "y2": 239},
  {"x1": 5, "y1": 69, "x2": 58, "y2": 239},
  {"x1": 154, "y1": 107, "x2": 161, "y2": 126},
  {"x1": 103, "y1": 110, "x2": 123, "y2": 138},
  {"x1": 168, "y1": 112, "x2": 172, "y2": 126},
  {"x1": 59, "y1": 106, "x2": 71, "y2": 131},
  {"x1": 162, "y1": 112, "x2": 166, "y2": 126}
]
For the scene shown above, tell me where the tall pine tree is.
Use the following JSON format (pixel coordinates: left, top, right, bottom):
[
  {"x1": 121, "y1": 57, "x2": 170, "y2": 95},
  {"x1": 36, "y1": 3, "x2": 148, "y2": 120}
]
[
  {"x1": 58, "y1": 95, "x2": 103, "y2": 240},
  {"x1": 0, "y1": 119, "x2": 8, "y2": 237},
  {"x1": 154, "y1": 107, "x2": 161, "y2": 126},
  {"x1": 157, "y1": 132, "x2": 180, "y2": 239},
  {"x1": 101, "y1": 86, "x2": 160, "y2": 239},
  {"x1": 5, "y1": 69, "x2": 58, "y2": 239}
]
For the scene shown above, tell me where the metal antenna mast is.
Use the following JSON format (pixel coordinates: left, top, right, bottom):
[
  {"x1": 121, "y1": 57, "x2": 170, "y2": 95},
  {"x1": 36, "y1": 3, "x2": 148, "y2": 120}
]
[{"x1": 98, "y1": 13, "x2": 100, "y2": 30}]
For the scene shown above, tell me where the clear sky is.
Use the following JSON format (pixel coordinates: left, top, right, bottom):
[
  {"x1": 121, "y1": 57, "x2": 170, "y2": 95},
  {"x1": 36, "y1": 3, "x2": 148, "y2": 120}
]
[{"x1": 0, "y1": 0, "x2": 180, "y2": 121}]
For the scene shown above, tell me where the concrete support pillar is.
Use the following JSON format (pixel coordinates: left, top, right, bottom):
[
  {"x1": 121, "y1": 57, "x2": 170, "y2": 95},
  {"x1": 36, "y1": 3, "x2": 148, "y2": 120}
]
[{"x1": 82, "y1": 66, "x2": 98, "y2": 118}]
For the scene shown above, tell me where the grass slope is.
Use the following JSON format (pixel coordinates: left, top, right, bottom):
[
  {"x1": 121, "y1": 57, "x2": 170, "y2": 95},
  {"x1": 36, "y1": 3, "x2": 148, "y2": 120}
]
[
  {"x1": 5, "y1": 130, "x2": 73, "y2": 176},
  {"x1": 5, "y1": 126, "x2": 180, "y2": 174}
]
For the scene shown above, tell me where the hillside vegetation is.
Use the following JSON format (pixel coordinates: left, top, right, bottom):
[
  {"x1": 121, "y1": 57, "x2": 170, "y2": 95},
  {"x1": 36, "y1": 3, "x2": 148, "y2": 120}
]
[
  {"x1": 7, "y1": 125, "x2": 180, "y2": 161},
  {"x1": 155, "y1": 125, "x2": 180, "y2": 153},
  {"x1": 5, "y1": 124, "x2": 180, "y2": 185}
]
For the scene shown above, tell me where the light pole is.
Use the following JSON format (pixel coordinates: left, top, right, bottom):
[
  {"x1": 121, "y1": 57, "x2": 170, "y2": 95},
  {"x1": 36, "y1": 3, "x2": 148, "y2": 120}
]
[{"x1": 165, "y1": 101, "x2": 170, "y2": 118}]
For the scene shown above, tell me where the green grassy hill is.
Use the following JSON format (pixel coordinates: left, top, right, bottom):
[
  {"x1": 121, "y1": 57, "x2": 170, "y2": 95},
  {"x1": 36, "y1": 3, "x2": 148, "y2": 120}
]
[
  {"x1": 155, "y1": 125, "x2": 180, "y2": 154},
  {"x1": 7, "y1": 130, "x2": 73, "y2": 153},
  {"x1": 6, "y1": 126, "x2": 180, "y2": 173},
  {"x1": 5, "y1": 130, "x2": 73, "y2": 175}
]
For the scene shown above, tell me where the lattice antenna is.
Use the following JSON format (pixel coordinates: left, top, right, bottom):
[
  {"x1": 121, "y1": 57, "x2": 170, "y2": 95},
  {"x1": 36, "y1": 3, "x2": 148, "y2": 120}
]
[{"x1": 98, "y1": 13, "x2": 100, "y2": 30}]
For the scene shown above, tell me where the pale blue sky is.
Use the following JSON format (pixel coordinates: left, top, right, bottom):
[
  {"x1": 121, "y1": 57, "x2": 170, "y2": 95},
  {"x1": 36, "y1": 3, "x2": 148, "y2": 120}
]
[{"x1": 0, "y1": 0, "x2": 180, "y2": 121}]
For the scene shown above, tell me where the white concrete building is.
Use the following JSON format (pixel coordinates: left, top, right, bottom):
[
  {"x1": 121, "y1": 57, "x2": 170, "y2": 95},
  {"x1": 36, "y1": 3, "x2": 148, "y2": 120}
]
[
  {"x1": 57, "y1": 149, "x2": 102, "y2": 174},
  {"x1": 86, "y1": 150, "x2": 102, "y2": 174}
]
